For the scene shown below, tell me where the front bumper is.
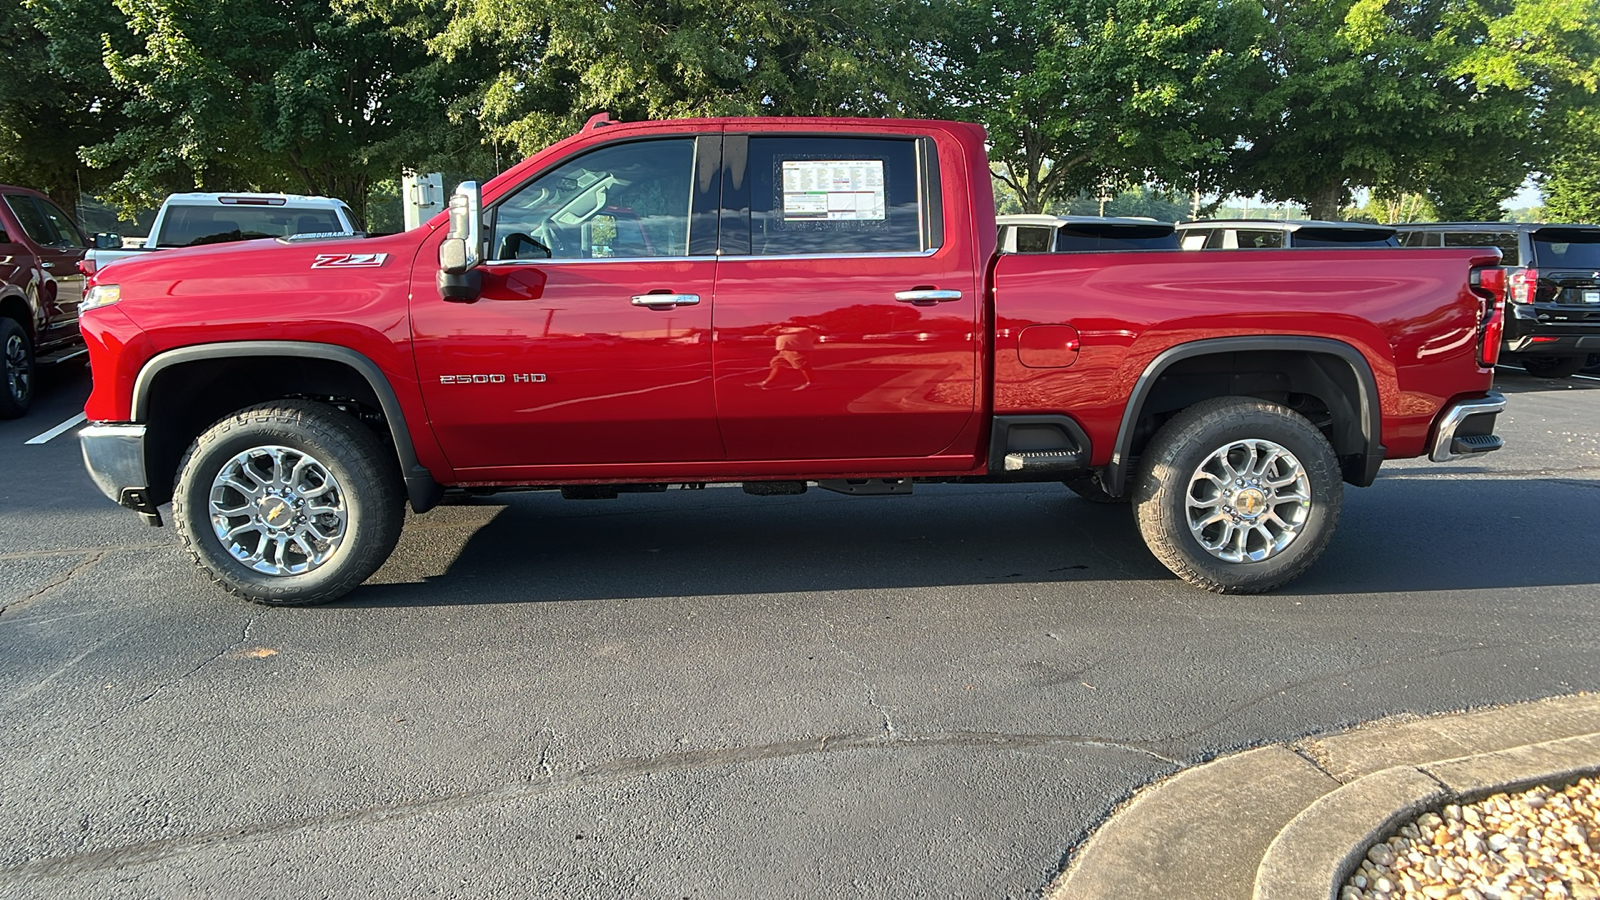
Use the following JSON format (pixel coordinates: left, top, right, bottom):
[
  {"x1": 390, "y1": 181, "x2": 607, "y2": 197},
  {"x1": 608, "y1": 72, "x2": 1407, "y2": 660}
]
[
  {"x1": 1429, "y1": 393, "x2": 1507, "y2": 463},
  {"x1": 80, "y1": 423, "x2": 162, "y2": 526}
]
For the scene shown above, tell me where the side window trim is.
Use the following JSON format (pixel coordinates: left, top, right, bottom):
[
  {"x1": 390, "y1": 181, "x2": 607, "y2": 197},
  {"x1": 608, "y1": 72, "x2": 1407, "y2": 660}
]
[
  {"x1": 484, "y1": 133, "x2": 716, "y2": 264},
  {"x1": 721, "y1": 132, "x2": 939, "y2": 259}
]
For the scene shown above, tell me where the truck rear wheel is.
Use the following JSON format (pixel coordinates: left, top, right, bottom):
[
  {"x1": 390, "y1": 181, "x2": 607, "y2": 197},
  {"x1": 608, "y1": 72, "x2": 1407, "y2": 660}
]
[
  {"x1": 0, "y1": 318, "x2": 35, "y2": 419},
  {"x1": 172, "y1": 401, "x2": 403, "y2": 606},
  {"x1": 1133, "y1": 397, "x2": 1341, "y2": 593}
]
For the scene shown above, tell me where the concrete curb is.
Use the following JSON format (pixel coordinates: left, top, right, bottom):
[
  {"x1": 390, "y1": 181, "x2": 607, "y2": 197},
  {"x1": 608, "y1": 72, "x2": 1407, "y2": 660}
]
[
  {"x1": 1045, "y1": 694, "x2": 1600, "y2": 900},
  {"x1": 1254, "y1": 732, "x2": 1600, "y2": 900}
]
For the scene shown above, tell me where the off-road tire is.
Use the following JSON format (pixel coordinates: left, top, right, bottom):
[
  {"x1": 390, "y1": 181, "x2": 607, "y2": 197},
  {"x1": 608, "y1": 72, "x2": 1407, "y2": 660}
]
[
  {"x1": 0, "y1": 318, "x2": 35, "y2": 419},
  {"x1": 172, "y1": 401, "x2": 404, "y2": 606},
  {"x1": 1063, "y1": 471, "x2": 1129, "y2": 504},
  {"x1": 1521, "y1": 356, "x2": 1585, "y2": 379},
  {"x1": 1133, "y1": 397, "x2": 1342, "y2": 594}
]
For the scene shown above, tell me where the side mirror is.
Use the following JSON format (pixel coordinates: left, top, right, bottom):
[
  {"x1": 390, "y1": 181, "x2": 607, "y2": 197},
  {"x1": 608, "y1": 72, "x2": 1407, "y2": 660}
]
[
  {"x1": 94, "y1": 233, "x2": 123, "y2": 250},
  {"x1": 438, "y1": 181, "x2": 484, "y2": 302}
]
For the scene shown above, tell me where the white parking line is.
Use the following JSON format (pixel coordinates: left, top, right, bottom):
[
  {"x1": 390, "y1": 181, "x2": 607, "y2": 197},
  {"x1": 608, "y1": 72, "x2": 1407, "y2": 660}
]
[
  {"x1": 1576, "y1": 374, "x2": 1600, "y2": 383},
  {"x1": 25, "y1": 412, "x2": 87, "y2": 445}
]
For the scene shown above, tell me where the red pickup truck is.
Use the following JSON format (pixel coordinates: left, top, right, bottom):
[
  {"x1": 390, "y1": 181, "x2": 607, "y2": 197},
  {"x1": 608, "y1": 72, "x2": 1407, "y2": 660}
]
[{"x1": 77, "y1": 116, "x2": 1508, "y2": 605}]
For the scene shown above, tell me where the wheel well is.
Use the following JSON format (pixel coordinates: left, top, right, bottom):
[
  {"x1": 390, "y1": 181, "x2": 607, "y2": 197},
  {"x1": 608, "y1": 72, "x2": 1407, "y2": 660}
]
[
  {"x1": 1124, "y1": 349, "x2": 1372, "y2": 484},
  {"x1": 141, "y1": 356, "x2": 391, "y2": 505},
  {"x1": 0, "y1": 295, "x2": 31, "y2": 336}
]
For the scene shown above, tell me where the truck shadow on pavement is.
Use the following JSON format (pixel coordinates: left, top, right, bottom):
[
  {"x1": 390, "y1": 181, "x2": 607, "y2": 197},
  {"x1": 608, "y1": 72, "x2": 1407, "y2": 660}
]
[
  {"x1": 346, "y1": 485, "x2": 1166, "y2": 607},
  {"x1": 344, "y1": 474, "x2": 1600, "y2": 608}
]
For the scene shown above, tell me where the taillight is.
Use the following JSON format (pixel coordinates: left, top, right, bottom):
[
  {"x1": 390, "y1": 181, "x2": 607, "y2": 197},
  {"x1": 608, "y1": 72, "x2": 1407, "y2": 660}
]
[
  {"x1": 78, "y1": 258, "x2": 97, "y2": 277},
  {"x1": 1507, "y1": 267, "x2": 1538, "y2": 304},
  {"x1": 1471, "y1": 266, "x2": 1506, "y2": 368}
]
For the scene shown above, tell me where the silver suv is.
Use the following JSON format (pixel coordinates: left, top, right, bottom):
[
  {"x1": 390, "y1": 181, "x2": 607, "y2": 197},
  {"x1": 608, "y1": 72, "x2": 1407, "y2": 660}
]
[{"x1": 1176, "y1": 219, "x2": 1398, "y2": 250}]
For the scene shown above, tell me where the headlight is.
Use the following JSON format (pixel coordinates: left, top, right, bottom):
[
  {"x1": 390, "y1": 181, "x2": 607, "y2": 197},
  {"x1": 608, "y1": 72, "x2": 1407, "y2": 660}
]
[{"x1": 81, "y1": 284, "x2": 121, "y2": 312}]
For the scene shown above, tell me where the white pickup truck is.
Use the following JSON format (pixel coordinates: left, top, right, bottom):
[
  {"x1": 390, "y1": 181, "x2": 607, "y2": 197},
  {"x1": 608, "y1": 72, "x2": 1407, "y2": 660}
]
[{"x1": 83, "y1": 192, "x2": 358, "y2": 275}]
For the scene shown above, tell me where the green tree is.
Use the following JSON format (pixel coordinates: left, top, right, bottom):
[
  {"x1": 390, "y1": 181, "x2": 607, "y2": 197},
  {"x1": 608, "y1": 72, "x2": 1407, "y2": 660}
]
[
  {"x1": 1235, "y1": 0, "x2": 1600, "y2": 221},
  {"x1": 1542, "y1": 110, "x2": 1600, "y2": 221},
  {"x1": 0, "y1": 0, "x2": 131, "y2": 218},
  {"x1": 84, "y1": 0, "x2": 489, "y2": 223},
  {"x1": 936, "y1": 0, "x2": 1260, "y2": 214},
  {"x1": 432, "y1": 0, "x2": 940, "y2": 157}
]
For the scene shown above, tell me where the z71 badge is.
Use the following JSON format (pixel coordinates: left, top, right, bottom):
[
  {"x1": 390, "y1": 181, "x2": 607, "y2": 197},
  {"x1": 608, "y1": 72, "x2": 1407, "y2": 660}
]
[{"x1": 311, "y1": 253, "x2": 388, "y2": 269}]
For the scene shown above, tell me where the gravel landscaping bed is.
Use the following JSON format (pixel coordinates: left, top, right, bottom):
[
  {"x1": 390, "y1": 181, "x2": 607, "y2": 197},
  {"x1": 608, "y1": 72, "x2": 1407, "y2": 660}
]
[{"x1": 1343, "y1": 776, "x2": 1599, "y2": 900}]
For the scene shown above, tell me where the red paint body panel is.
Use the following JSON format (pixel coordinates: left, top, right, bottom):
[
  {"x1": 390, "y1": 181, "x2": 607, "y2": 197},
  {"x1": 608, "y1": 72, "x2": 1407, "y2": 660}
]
[
  {"x1": 991, "y1": 247, "x2": 1498, "y2": 463},
  {"x1": 80, "y1": 116, "x2": 1495, "y2": 494}
]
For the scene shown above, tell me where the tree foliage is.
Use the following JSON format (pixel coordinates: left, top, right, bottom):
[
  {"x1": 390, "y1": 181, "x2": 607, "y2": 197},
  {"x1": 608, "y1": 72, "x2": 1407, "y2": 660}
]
[
  {"x1": 81, "y1": 0, "x2": 489, "y2": 221},
  {"x1": 0, "y1": 0, "x2": 131, "y2": 216},
  {"x1": 937, "y1": 0, "x2": 1260, "y2": 214},
  {"x1": 432, "y1": 0, "x2": 941, "y2": 156},
  {"x1": 1233, "y1": 0, "x2": 1600, "y2": 220}
]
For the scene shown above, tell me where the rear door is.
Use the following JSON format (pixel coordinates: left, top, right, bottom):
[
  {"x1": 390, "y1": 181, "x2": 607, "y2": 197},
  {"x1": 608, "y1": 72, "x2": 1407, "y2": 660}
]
[{"x1": 710, "y1": 131, "x2": 979, "y2": 462}]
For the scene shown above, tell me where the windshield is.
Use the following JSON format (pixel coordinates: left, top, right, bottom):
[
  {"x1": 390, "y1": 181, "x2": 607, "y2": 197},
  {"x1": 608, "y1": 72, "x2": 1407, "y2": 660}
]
[
  {"x1": 159, "y1": 205, "x2": 344, "y2": 247},
  {"x1": 1055, "y1": 224, "x2": 1178, "y2": 251},
  {"x1": 1530, "y1": 229, "x2": 1600, "y2": 268}
]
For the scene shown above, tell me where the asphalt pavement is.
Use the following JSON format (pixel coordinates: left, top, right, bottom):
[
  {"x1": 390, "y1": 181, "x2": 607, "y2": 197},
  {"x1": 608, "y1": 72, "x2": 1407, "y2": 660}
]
[{"x1": 2, "y1": 364, "x2": 1599, "y2": 899}]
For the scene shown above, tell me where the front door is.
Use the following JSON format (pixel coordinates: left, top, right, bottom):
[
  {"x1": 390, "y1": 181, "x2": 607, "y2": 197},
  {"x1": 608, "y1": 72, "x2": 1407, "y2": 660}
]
[
  {"x1": 711, "y1": 133, "x2": 979, "y2": 461},
  {"x1": 411, "y1": 135, "x2": 725, "y2": 473}
]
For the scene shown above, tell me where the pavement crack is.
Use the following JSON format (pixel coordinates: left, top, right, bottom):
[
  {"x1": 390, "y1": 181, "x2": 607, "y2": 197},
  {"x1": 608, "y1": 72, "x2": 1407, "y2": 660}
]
[
  {"x1": 0, "y1": 551, "x2": 106, "y2": 620},
  {"x1": 819, "y1": 622, "x2": 897, "y2": 740},
  {"x1": 90, "y1": 611, "x2": 267, "y2": 727},
  {"x1": 0, "y1": 729, "x2": 1175, "y2": 882}
]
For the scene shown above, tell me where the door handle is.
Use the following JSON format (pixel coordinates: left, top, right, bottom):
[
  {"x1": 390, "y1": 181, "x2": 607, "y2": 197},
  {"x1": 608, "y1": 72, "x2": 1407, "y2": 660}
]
[
  {"x1": 894, "y1": 289, "x2": 962, "y2": 305},
  {"x1": 41, "y1": 262, "x2": 54, "y2": 270},
  {"x1": 631, "y1": 293, "x2": 701, "y2": 309}
]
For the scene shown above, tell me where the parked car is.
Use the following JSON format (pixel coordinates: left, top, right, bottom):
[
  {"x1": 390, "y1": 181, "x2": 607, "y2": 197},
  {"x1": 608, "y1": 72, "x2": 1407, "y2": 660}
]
[
  {"x1": 1177, "y1": 219, "x2": 1399, "y2": 250},
  {"x1": 0, "y1": 184, "x2": 89, "y2": 418},
  {"x1": 79, "y1": 115, "x2": 1506, "y2": 605},
  {"x1": 83, "y1": 192, "x2": 359, "y2": 275},
  {"x1": 997, "y1": 214, "x2": 1179, "y2": 252},
  {"x1": 1394, "y1": 222, "x2": 1600, "y2": 379}
]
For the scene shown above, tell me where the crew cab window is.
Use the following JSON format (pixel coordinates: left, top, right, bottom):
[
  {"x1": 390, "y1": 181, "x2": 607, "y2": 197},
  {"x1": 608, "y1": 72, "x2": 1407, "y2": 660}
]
[
  {"x1": 1529, "y1": 228, "x2": 1600, "y2": 268},
  {"x1": 1055, "y1": 223, "x2": 1180, "y2": 251},
  {"x1": 3, "y1": 194, "x2": 85, "y2": 249},
  {"x1": 160, "y1": 206, "x2": 342, "y2": 247},
  {"x1": 491, "y1": 138, "x2": 695, "y2": 261},
  {"x1": 744, "y1": 136, "x2": 929, "y2": 256},
  {"x1": 1014, "y1": 226, "x2": 1053, "y2": 253},
  {"x1": 1443, "y1": 232, "x2": 1519, "y2": 266},
  {"x1": 1234, "y1": 229, "x2": 1284, "y2": 249}
]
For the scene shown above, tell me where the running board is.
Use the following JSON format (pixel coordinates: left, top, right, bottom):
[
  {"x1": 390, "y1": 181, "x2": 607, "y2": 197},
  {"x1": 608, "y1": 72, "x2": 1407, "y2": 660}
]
[
  {"x1": 817, "y1": 479, "x2": 912, "y2": 496},
  {"x1": 1003, "y1": 449, "x2": 1085, "y2": 473}
]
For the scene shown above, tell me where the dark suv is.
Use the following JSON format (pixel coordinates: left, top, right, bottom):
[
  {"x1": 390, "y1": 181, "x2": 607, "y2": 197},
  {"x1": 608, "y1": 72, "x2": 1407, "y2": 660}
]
[{"x1": 1395, "y1": 222, "x2": 1600, "y2": 378}]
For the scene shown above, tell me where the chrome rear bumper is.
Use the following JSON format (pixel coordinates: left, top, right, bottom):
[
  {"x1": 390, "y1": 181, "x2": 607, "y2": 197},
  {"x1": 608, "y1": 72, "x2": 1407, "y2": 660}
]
[{"x1": 1429, "y1": 393, "x2": 1507, "y2": 463}]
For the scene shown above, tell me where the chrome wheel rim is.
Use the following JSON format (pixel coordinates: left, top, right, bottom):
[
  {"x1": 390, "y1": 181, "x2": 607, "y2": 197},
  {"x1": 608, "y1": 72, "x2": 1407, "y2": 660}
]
[
  {"x1": 1186, "y1": 438, "x2": 1311, "y2": 563},
  {"x1": 209, "y1": 445, "x2": 347, "y2": 576},
  {"x1": 4, "y1": 333, "x2": 28, "y2": 402}
]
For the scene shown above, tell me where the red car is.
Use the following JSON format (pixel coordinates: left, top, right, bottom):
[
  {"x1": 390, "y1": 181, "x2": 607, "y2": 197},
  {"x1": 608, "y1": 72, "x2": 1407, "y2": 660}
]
[
  {"x1": 77, "y1": 116, "x2": 1508, "y2": 604},
  {"x1": 0, "y1": 184, "x2": 89, "y2": 418}
]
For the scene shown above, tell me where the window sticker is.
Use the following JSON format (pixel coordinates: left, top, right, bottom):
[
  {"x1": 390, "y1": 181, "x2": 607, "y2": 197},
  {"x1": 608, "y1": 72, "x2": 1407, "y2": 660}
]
[{"x1": 781, "y1": 160, "x2": 886, "y2": 221}]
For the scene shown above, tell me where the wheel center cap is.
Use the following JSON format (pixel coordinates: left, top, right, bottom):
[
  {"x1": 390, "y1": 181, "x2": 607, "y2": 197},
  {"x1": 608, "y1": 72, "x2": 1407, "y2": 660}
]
[
  {"x1": 259, "y1": 497, "x2": 293, "y2": 528},
  {"x1": 1232, "y1": 488, "x2": 1267, "y2": 518}
]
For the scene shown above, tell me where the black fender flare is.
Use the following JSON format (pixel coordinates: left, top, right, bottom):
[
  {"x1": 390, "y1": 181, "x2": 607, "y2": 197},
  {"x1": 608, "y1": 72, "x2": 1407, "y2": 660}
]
[
  {"x1": 132, "y1": 341, "x2": 444, "y2": 512},
  {"x1": 1104, "y1": 336, "x2": 1383, "y2": 496}
]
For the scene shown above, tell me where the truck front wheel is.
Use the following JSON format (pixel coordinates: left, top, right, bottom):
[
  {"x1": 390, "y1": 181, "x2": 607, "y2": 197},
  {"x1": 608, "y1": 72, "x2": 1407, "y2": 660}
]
[
  {"x1": 0, "y1": 318, "x2": 35, "y2": 419},
  {"x1": 172, "y1": 401, "x2": 403, "y2": 606},
  {"x1": 1133, "y1": 397, "x2": 1342, "y2": 593}
]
